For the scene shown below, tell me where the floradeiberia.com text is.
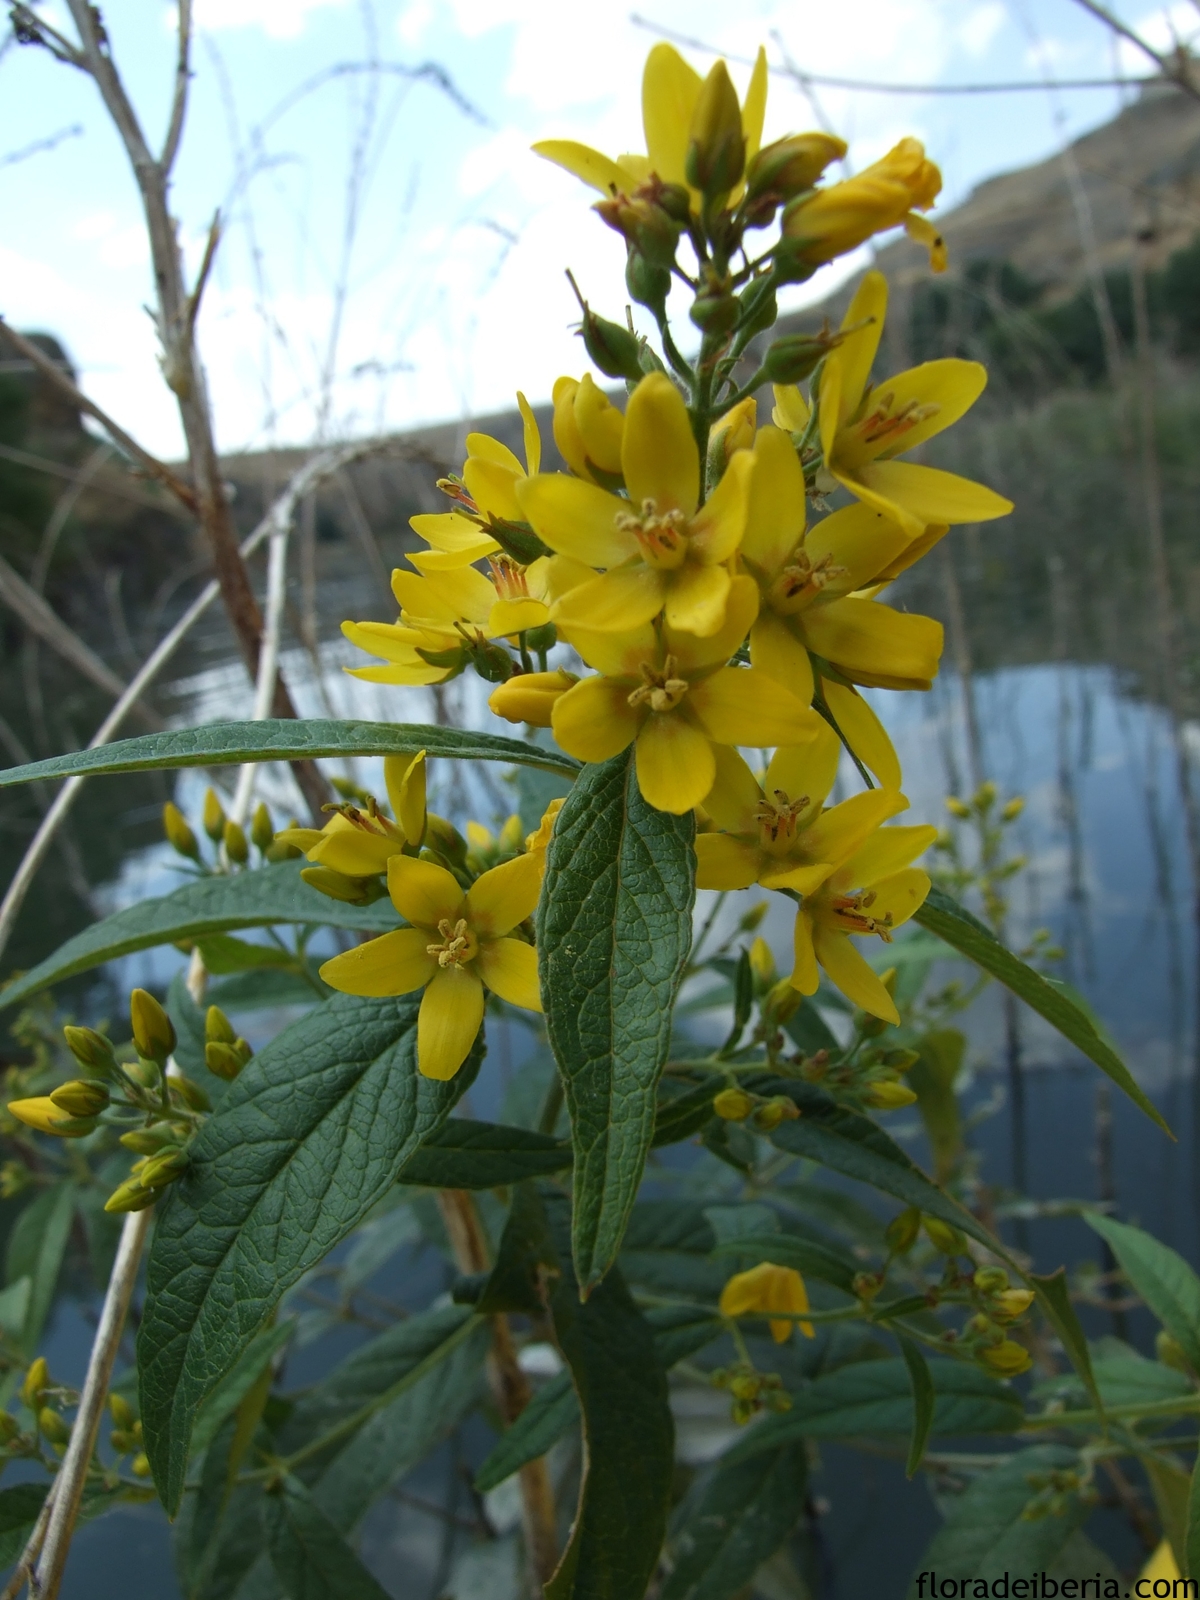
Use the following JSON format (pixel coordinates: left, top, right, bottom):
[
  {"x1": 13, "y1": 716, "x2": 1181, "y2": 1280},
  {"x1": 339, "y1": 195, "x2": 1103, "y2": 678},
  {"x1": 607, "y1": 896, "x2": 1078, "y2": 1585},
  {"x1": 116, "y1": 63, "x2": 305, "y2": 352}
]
[{"x1": 914, "y1": 1574, "x2": 1199, "y2": 1597}]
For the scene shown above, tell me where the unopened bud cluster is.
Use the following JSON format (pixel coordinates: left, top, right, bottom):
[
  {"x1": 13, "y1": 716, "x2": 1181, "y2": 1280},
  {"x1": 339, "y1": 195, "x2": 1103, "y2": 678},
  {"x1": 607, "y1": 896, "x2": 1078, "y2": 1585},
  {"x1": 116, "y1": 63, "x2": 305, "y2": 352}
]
[
  {"x1": 709, "y1": 1360, "x2": 793, "y2": 1425},
  {"x1": 163, "y1": 790, "x2": 300, "y2": 874}
]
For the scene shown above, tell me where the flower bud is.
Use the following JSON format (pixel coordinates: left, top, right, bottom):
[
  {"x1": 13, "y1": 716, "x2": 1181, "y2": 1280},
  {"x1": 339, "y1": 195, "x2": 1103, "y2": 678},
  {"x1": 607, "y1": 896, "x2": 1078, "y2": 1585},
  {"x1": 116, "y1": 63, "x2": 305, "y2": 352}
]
[
  {"x1": 738, "y1": 900, "x2": 769, "y2": 934},
  {"x1": 779, "y1": 138, "x2": 943, "y2": 271},
  {"x1": 762, "y1": 329, "x2": 843, "y2": 386},
  {"x1": 384, "y1": 751, "x2": 427, "y2": 848},
  {"x1": 163, "y1": 802, "x2": 200, "y2": 861},
  {"x1": 552, "y1": 374, "x2": 624, "y2": 485},
  {"x1": 685, "y1": 60, "x2": 745, "y2": 199},
  {"x1": 251, "y1": 803, "x2": 274, "y2": 853},
  {"x1": 1157, "y1": 1330, "x2": 1191, "y2": 1371},
  {"x1": 138, "y1": 1148, "x2": 190, "y2": 1190},
  {"x1": 974, "y1": 781, "x2": 997, "y2": 811},
  {"x1": 119, "y1": 1124, "x2": 179, "y2": 1155},
  {"x1": 167, "y1": 1072, "x2": 211, "y2": 1112},
  {"x1": 49, "y1": 1080, "x2": 110, "y2": 1117},
  {"x1": 974, "y1": 1266, "x2": 1009, "y2": 1293},
  {"x1": 488, "y1": 670, "x2": 577, "y2": 729},
  {"x1": 578, "y1": 303, "x2": 645, "y2": 384},
  {"x1": 755, "y1": 1096, "x2": 799, "y2": 1130},
  {"x1": 21, "y1": 1359, "x2": 47, "y2": 1410},
  {"x1": 104, "y1": 1177, "x2": 156, "y2": 1214},
  {"x1": 205, "y1": 1005, "x2": 236, "y2": 1045},
  {"x1": 7, "y1": 1097, "x2": 95, "y2": 1138},
  {"x1": 124, "y1": 1057, "x2": 161, "y2": 1090},
  {"x1": 883, "y1": 1048, "x2": 920, "y2": 1073},
  {"x1": 205, "y1": 1041, "x2": 250, "y2": 1081},
  {"x1": 223, "y1": 820, "x2": 249, "y2": 865},
  {"x1": 690, "y1": 266, "x2": 738, "y2": 336},
  {"x1": 707, "y1": 398, "x2": 757, "y2": 480},
  {"x1": 978, "y1": 1339, "x2": 1032, "y2": 1377},
  {"x1": 132, "y1": 1452, "x2": 152, "y2": 1477},
  {"x1": 39, "y1": 1408, "x2": 69, "y2": 1446},
  {"x1": 746, "y1": 132, "x2": 847, "y2": 206},
  {"x1": 945, "y1": 797, "x2": 971, "y2": 819},
  {"x1": 1001, "y1": 796, "x2": 1025, "y2": 822},
  {"x1": 130, "y1": 989, "x2": 176, "y2": 1065},
  {"x1": 463, "y1": 636, "x2": 516, "y2": 683},
  {"x1": 923, "y1": 1216, "x2": 968, "y2": 1256},
  {"x1": 109, "y1": 1394, "x2": 135, "y2": 1430},
  {"x1": 992, "y1": 1289, "x2": 1035, "y2": 1323},
  {"x1": 852, "y1": 1271, "x2": 883, "y2": 1301},
  {"x1": 595, "y1": 194, "x2": 681, "y2": 270},
  {"x1": 62, "y1": 1025, "x2": 118, "y2": 1079},
  {"x1": 300, "y1": 866, "x2": 387, "y2": 905},
  {"x1": 761, "y1": 978, "x2": 802, "y2": 1027},
  {"x1": 525, "y1": 622, "x2": 558, "y2": 655},
  {"x1": 885, "y1": 1207, "x2": 922, "y2": 1255},
  {"x1": 625, "y1": 250, "x2": 672, "y2": 316},
  {"x1": 202, "y1": 787, "x2": 226, "y2": 842},
  {"x1": 713, "y1": 1087, "x2": 753, "y2": 1122},
  {"x1": 0, "y1": 1412, "x2": 19, "y2": 1444},
  {"x1": 748, "y1": 936, "x2": 775, "y2": 987},
  {"x1": 424, "y1": 814, "x2": 469, "y2": 867}
]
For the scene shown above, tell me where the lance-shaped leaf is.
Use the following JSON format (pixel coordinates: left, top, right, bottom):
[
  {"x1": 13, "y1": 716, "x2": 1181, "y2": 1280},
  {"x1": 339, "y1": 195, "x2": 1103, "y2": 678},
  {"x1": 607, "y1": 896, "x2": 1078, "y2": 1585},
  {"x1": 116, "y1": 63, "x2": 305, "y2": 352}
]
[
  {"x1": 0, "y1": 718, "x2": 580, "y2": 788},
  {"x1": 916, "y1": 886, "x2": 1168, "y2": 1133},
  {"x1": 538, "y1": 750, "x2": 695, "y2": 1290},
  {"x1": 397, "y1": 1119, "x2": 571, "y2": 1189},
  {"x1": 139, "y1": 991, "x2": 483, "y2": 1515},
  {"x1": 1086, "y1": 1214, "x2": 1200, "y2": 1371},
  {"x1": 267, "y1": 1475, "x2": 391, "y2": 1600},
  {"x1": 899, "y1": 1336, "x2": 935, "y2": 1478},
  {"x1": 6, "y1": 1181, "x2": 75, "y2": 1356},
  {"x1": 1030, "y1": 1268, "x2": 1103, "y2": 1416},
  {"x1": 0, "y1": 863, "x2": 397, "y2": 1012},
  {"x1": 662, "y1": 1443, "x2": 808, "y2": 1600}
]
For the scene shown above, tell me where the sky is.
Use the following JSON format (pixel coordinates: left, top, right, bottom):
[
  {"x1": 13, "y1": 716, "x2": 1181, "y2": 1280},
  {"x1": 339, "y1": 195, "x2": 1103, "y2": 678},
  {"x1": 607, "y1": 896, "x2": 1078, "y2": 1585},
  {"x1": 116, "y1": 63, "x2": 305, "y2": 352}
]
[{"x1": 1, "y1": 0, "x2": 1197, "y2": 459}]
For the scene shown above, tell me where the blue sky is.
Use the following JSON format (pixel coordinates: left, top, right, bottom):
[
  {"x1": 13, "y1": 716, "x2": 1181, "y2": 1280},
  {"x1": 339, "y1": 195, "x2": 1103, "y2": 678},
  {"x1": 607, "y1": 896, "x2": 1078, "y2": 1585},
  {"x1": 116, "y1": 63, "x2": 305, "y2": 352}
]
[{"x1": 1, "y1": 0, "x2": 1195, "y2": 458}]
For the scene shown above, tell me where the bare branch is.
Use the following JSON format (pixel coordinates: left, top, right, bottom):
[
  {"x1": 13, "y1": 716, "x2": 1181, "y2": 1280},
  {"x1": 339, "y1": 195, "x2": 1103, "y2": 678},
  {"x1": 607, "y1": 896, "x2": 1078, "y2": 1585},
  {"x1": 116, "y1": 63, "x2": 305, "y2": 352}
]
[
  {"x1": 1070, "y1": 0, "x2": 1200, "y2": 99},
  {"x1": 0, "y1": 123, "x2": 83, "y2": 170},
  {"x1": 7, "y1": 3, "x2": 84, "y2": 68},
  {"x1": 161, "y1": 0, "x2": 192, "y2": 173},
  {"x1": 0, "y1": 320, "x2": 198, "y2": 512},
  {"x1": 185, "y1": 209, "x2": 222, "y2": 344}
]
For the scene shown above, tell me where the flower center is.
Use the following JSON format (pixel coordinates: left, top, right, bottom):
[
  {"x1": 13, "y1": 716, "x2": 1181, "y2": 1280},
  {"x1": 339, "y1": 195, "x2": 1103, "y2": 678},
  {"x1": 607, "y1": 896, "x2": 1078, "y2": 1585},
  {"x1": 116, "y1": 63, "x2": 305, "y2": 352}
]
[
  {"x1": 627, "y1": 655, "x2": 689, "y2": 713},
  {"x1": 488, "y1": 554, "x2": 530, "y2": 601},
  {"x1": 831, "y1": 890, "x2": 894, "y2": 942},
  {"x1": 754, "y1": 788, "x2": 811, "y2": 849},
  {"x1": 322, "y1": 800, "x2": 399, "y2": 839},
  {"x1": 852, "y1": 390, "x2": 939, "y2": 454},
  {"x1": 614, "y1": 497, "x2": 690, "y2": 570},
  {"x1": 426, "y1": 917, "x2": 478, "y2": 968},
  {"x1": 770, "y1": 549, "x2": 848, "y2": 613}
]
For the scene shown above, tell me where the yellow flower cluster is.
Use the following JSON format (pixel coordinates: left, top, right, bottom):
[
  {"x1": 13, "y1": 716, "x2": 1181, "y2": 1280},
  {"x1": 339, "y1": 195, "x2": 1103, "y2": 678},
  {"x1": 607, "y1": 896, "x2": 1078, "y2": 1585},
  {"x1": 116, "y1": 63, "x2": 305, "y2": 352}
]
[{"x1": 333, "y1": 41, "x2": 1013, "y2": 1028}]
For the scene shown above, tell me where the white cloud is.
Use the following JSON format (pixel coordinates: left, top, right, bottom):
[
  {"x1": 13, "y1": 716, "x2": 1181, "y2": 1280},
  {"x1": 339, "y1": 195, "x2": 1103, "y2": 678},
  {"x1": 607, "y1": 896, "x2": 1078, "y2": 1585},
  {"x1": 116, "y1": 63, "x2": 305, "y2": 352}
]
[
  {"x1": 1116, "y1": 2, "x2": 1200, "y2": 72},
  {"x1": 174, "y1": 0, "x2": 352, "y2": 40},
  {"x1": 958, "y1": 1, "x2": 1006, "y2": 58}
]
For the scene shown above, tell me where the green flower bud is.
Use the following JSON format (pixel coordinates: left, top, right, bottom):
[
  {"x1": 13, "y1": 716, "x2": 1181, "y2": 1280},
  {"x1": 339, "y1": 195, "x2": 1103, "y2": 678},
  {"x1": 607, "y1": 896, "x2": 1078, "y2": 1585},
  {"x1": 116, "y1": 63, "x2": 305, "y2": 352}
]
[
  {"x1": 596, "y1": 194, "x2": 681, "y2": 270},
  {"x1": 300, "y1": 866, "x2": 387, "y2": 905},
  {"x1": 62, "y1": 1025, "x2": 118, "y2": 1079},
  {"x1": 578, "y1": 303, "x2": 645, "y2": 384},
  {"x1": 885, "y1": 1206, "x2": 921, "y2": 1255},
  {"x1": 762, "y1": 330, "x2": 842, "y2": 386},
  {"x1": 138, "y1": 1148, "x2": 190, "y2": 1189},
  {"x1": 119, "y1": 1123, "x2": 179, "y2": 1155},
  {"x1": 205, "y1": 1005, "x2": 236, "y2": 1045},
  {"x1": 124, "y1": 1057, "x2": 161, "y2": 1090},
  {"x1": 104, "y1": 1177, "x2": 156, "y2": 1214},
  {"x1": 205, "y1": 1040, "x2": 251, "y2": 1081},
  {"x1": 1157, "y1": 1330, "x2": 1191, "y2": 1372},
  {"x1": 713, "y1": 1087, "x2": 753, "y2": 1122},
  {"x1": 424, "y1": 815, "x2": 468, "y2": 867},
  {"x1": 39, "y1": 1408, "x2": 69, "y2": 1445},
  {"x1": 129, "y1": 989, "x2": 176, "y2": 1065},
  {"x1": 49, "y1": 1080, "x2": 110, "y2": 1117},
  {"x1": 863, "y1": 1080, "x2": 917, "y2": 1110},
  {"x1": 974, "y1": 1267, "x2": 1009, "y2": 1294},
  {"x1": 524, "y1": 622, "x2": 558, "y2": 656},
  {"x1": 168, "y1": 1073, "x2": 211, "y2": 1112},
  {"x1": 685, "y1": 60, "x2": 745, "y2": 198},
  {"x1": 202, "y1": 787, "x2": 226, "y2": 842},
  {"x1": 924, "y1": 1215, "x2": 968, "y2": 1257},
  {"x1": 690, "y1": 266, "x2": 738, "y2": 336},
  {"x1": 251, "y1": 802, "x2": 274, "y2": 853},
  {"x1": 21, "y1": 1359, "x2": 47, "y2": 1409},
  {"x1": 223, "y1": 820, "x2": 249, "y2": 865},
  {"x1": 625, "y1": 250, "x2": 671, "y2": 316},
  {"x1": 131, "y1": 1451, "x2": 152, "y2": 1477},
  {"x1": 109, "y1": 1394, "x2": 135, "y2": 1430},
  {"x1": 163, "y1": 802, "x2": 200, "y2": 861},
  {"x1": 745, "y1": 132, "x2": 847, "y2": 206}
]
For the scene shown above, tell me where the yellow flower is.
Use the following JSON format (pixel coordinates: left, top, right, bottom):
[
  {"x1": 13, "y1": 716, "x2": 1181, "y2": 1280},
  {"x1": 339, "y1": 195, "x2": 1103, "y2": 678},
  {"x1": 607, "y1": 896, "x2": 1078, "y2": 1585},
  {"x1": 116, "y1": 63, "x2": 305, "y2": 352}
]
[
  {"x1": 319, "y1": 850, "x2": 544, "y2": 1081},
  {"x1": 7, "y1": 1097, "x2": 93, "y2": 1138},
  {"x1": 780, "y1": 137, "x2": 945, "y2": 271},
  {"x1": 1139, "y1": 1542, "x2": 1181, "y2": 1591},
  {"x1": 696, "y1": 727, "x2": 909, "y2": 893},
  {"x1": 719, "y1": 1262, "x2": 814, "y2": 1342},
  {"x1": 790, "y1": 822, "x2": 936, "y2": 1024},
  {"x1": 339, "y1": 617, "x2": 465, "y2": 688},
  {"x1": 818, "y1": 271, "x2": 1014, "y2": 538},
  {"x1": 553, "y1": 375, "x2": 626, "y2": 486},
  {"x1": 743, "y1": 426, "x2": 945, "y2": 699},
  {"x1": 412, "y1": 392, "x2": 543, "y2": 565},
  {"x1": 520, "y1": 373, "x2": 751, "y2": 638},
  {"x1": 533, "y1": 42, "x2": 768, "y2": 214},
  {"x1": 279, "y1": 754, "x2": 426, "y2": 875},
  {"x1": 552, "y1": 576, "x2": 819, "y2": 814}
]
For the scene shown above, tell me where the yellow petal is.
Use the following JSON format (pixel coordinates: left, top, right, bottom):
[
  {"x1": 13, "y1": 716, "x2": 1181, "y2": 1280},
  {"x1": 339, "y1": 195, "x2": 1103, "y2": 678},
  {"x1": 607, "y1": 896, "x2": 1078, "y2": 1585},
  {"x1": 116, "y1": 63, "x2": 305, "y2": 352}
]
[
  {"x1": 667, "y1": 573, "x2": 760, "y2": 674},
  {"x1": 573, "y1": 374, "x2": 625, "y2": 475},
  {"x1": 635, "y1": 715, "x2": 715, "y2": 814},
  {"x1": 477, "y1": 936, "x2": 542, "y2": 1011},
  {"x1": 309, "y1": 829, "x2": 397, "y2": 876},
  {"x1": 557, "y1": 620, "x2": 658, "y2": 677},
  {"x1": 802, "y1": 597, "x2": 943, "y2": 691},
  {"x1": 466, "y1": 850, "x2": 544, "y2": 938},
  {"x1": 790, "y1": 909, "x2": 819, "y2": 994},
  {"x1": 834, "y1": 831, "x2": 936, "y2": 891},
  {"x1": 465, "y1": 431, "x2": 523, "y2": 475},
  {"x1": 821, "y1": 680, "x2": 902, "y2": 790},
  {"x1": 319, "y1": 928, "x2": 437, "y2": 998},
  {"x1": 642, "y1": 42, "x2": 703, "y2": 187},
  {"x1": 836, "y1": 269, "x2": 888, "y2": 417},
  {"x1": 345, "y1": 661, "x2": 454, "y2": 687},
  {"x1": 812, "y1": 925, "x2": 899, "y2": 1024},
  {"x1": 689, "y1": 667, "x2": 820, "y2": 748},
  {"x1": 802, "y1": 789, "x2": 909, "y2": 871},
  {"x1": 463, "y1": 456, "x2": 522, "y2": 523},
  {"x1": 765, "y1": 722, "x2": 841, "y2": 814},
  {"x1": 804, "y1": 501, "x2": 912, "y2": 594},
  {"x1": 516, "y1": 475, "x2": 637, "y2": 568},
  {"x1": 488, "y1": 597, "x2": 551, "y2": 637},
  {"x1": 741, "y1": 46, "x2": 769, "y2": 165},
  {"x1": 532, "y1": 138, "x2": 639, "y2": 196},
  {"x1": 703, "y1": 744, "x2": 761, "y2": 832},
  {"x1": 749, "y1": 613, "x2": 814, "y2": 705},
  {"x1": 417, "y1": 966, "x2": 485, "y2": 1080},
  {"x1": 408, "y1": 546, "x2": 494, "y2": 574},
  {"x1": 517, "y1": 391, "x2": 541, "y2": 476},
  {"x1": 552, "y1": 564, "x2": 666, "y2": 633},
  {"x1": 341, "y1": 619, "x2": 451, "y2": 664},
  {"x1": 771, "y1": 384, "x2": 809, "y2": 434},
  {"x1": 868, "y1": 360, "x2": 986, "y2": 460},
  {"x1": 865, "y1": 867, "x2": 931, "y2": 929},
  {"x1": 410, "y1": 511, "x2": 498, "y2": 559},
  {"x1": 742, "y1": 425, "x2": 806, "y2": 573},
  {"x1": 622, "y1": 373, "x2": 699, "y2": 517},
  {"x1": 385, "y1": 751, "x2": 426, "y2": 847},
  {"x1": 694, "y1": 833, "x2": 762, "y2": 890},
  {"x1": 664, "y1": 561, "x2": 731, "y2": 637},
  {"x1": 818, "y1": 355, "x2": 841, "y2": 472},
  {"x1": 387, "y1": 856, "x2": 465, "y2": 929},
  {"x1": 853, "y1": 459, "x2": 1013, "y2": 531},
  {"x1": 689, "y1": 449, "x2": 751, "y2": 565},
  {"x1": 392, "y1": 566, "x2": 493, "y2": 626},
  {"x1": 760, "y1": 860, "x2": 834, "y2": 895},
  {"x1": 7, "y1": 1097, "x2": 82, "y2": 1136},
  {"x1": 870, "y1": 523, "x2": 948, "y2": 586},
  {"x1": 553, "y1": 675, "x2": 641, "y2": 763}
]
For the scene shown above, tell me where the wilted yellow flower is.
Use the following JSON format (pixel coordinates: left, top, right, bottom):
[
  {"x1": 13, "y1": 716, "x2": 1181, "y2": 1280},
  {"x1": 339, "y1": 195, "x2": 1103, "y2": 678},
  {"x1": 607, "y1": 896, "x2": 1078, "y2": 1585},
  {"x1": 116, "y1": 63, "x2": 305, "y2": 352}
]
[
  {"x1": 720, "y1": 1262, "x2": 814, "y2": 1342},
  {"x1": 781, "y1": 137, "x2": 945, "y2": 270},
  {"x1": 319, "y1": 851, "x2": 545, "y2": 1081},
  {"x1": 818, "y1": 272, "x2": 1013, "y2": 538},
  {"x1": 521, "y1": 374, "x2": 751, "y2": 639},
  {"x1": 551, "y1": 577, "x2": 818, "y2": 814}
]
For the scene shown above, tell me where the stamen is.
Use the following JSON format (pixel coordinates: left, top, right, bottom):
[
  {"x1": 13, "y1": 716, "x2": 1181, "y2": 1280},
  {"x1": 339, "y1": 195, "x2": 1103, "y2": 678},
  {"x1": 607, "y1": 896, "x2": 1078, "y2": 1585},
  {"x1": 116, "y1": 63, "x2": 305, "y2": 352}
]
[
  {"x1": 831, "y1": 890, "x2": 895, "y2": 942},
  {"x1": 426, "y1": 916, "x2": 475, "y2": 967},
  {"x1": 753, "y1": 788, "x2": 811, "y2": 845},
  {"x1": 488, "y1": 554, "x2": 530, "y2": 601},
  {"x1": 773, "y1": 549, "x2": 849, "y2": 608},
  {"x1": 614, "y1": 497, "x2": 689, "y2": 568},
  {"x1": 626, "y1": 654, "x2": 689, "y2": 713},
  {"x1": 855, "y1": 390, "x2": 939, "y2": 448}
]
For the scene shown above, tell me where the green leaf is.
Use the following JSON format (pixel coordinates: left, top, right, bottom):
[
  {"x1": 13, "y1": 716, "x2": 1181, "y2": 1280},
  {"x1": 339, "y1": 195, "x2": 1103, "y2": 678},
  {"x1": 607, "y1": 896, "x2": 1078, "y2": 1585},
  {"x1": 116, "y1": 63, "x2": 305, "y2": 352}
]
[
  {"x1": 1030, "y1": 1268, "x2": 1103, "y2": 1415},
  {"x1": 0, "y1": 718, "x2": 580, "y2": 789},
  {"x1": 905, "y1": 1445, "x2": 1085, "y2": 1595},
  {"x1": 267, "y1": 1475, "x2": 391, "y2": 1600},
  {"x1": 916, "y1": 885, "x2": 1169, "y2": 1133},
  {"x1": 397, "y1": 1119, "x2": 571, "y2": 1189},
  {"x1": 782, "y1": 997, "x2": 839, "y2": 1056},
  {"x1": 908, "y1": 1028, "x2": 964, "y2": 1183},
  {"x1": 0, "y1": 1279, "x2": 31, "y2": 1341},
  {"x1": 898, "y1": 1337, "x2": 934, "y2": 1478},
  {"x1": 764, "y1": 1083, "x2": 1002, "y2": 1258},
  {"x1": 662, "y1": 1443, "x2": 807, "y2": 1600},
  {"x1": 6, "y1": 1181, "x2": 75, "y2": 1355},
  {"x1": 194, "y1": 934, "x2": 296, "y2": 975},
  {"x1": 1085, "y1": 1214, "x2": 1200, "y2": 1371},
  {"x1": 190, "y1": 1321, "x2": 296, "y2": 1459},
  {"x1": 1188, "y1": 1446, "x2": 1200, "y2": 1578},
  {"x1": 0, "y1": 863, "x2": 396, "y2": 1012},
  {"x1": 474, "y1": 1372, "x2": 578, "y2": 1494},
  {"x1": 652, "y1": 1080, "x2": 718, "y2": 1149},
  {"x1": 0, "y1": 1483, "x2": 47, "y2": 1566},
  {"x1": 538, "y1": 749, "x2": 696, "y2": 1291},
  {"x1": 728, "y1": 1358, "x2": 1022, "y2": 1459},
  {"x1": 139, "y1": 991, "x2": 484, "y2": 1515},
  {"x1": 540, "y1": 1189, "x2": 675, "y2": 1600}
]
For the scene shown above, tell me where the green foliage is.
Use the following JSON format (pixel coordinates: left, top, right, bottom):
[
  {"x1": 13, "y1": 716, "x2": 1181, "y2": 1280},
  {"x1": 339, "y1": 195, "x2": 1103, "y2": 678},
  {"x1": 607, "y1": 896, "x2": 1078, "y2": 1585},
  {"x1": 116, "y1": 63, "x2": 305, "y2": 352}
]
[
  {"x1": 1086, "y1": 1214, "x2": 1200, "y2": 1371},
  {"x1": 662, "y1": 1442, "x2": 808, "y2": 1600}
]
